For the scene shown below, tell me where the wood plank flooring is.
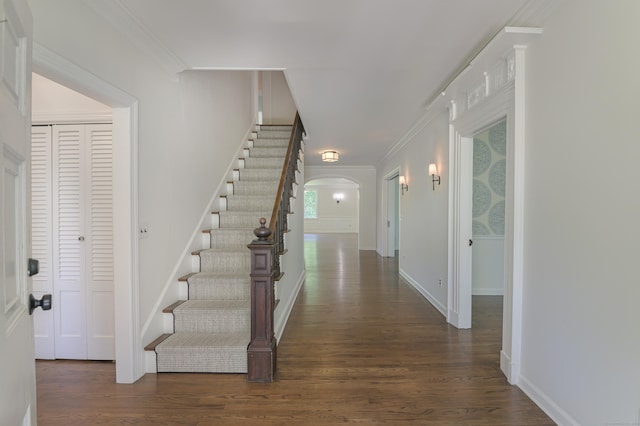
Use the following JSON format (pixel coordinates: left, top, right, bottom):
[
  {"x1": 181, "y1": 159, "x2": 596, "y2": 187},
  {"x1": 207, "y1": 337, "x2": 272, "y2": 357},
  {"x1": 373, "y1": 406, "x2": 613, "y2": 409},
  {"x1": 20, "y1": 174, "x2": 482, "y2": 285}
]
[{"x1": 36, "y1": 233, "x2": 554, "y2": 425}]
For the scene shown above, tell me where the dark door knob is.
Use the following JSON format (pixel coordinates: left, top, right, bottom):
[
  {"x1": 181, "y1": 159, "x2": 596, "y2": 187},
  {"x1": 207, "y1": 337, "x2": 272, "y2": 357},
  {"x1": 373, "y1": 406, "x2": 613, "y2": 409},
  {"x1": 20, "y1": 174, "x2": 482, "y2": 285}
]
[
  {"x1": 468, "y1": 239, "x2": 473, "y2": 246},
  {"x1": 29, "y1": 294, "x2": 52, "y2": 315},
  {"x1": 27, "y1": 258, "x2": 39, "y2": 277}
]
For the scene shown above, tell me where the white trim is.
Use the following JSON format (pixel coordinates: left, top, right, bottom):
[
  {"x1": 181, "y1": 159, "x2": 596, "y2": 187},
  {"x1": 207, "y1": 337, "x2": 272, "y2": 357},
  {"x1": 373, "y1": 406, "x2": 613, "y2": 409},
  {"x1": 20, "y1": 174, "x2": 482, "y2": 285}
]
[
  {"x1": 32, "y1": 43, "x2": 142, "y2": 383},
  {"x1": 518, "y1": 373, "x2": 580, "y2": 426},
  {"x1": 399, "y1": 269, "x2": 447, "y2": 317},
  {"x1": 274, "y1": 269, "x2": 305, "y2": 342},
  {"x1": 32, "y1": 111, "x2": 112, "y2": 125},
  {"x1": 439, "y1": 28, "x2": 541, "y2": 385},
  {"x1": 472, "y1": 235, "x2": 505, "y2": 240},
  {"x1": 472, "y1": 288, "x2": 504, "y2": 296},
  {"x1": 381, "y1": 108, "x2": 443, "y2": 164}
]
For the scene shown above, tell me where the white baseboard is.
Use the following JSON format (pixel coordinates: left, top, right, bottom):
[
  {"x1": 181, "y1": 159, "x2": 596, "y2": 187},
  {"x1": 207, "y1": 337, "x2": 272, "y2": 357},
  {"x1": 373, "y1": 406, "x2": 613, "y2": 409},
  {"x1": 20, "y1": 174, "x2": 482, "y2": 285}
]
[
  {"x1": 518, "y1": 373, "x2": 579, "y2": 426},
  {"x1": 399, "y1": 269, "x2": 447, "y2": 317},
  {"x1": 275, "y1": 269, "x2": 306, "y2": 342},
  {"x1": 500, "y1": 350, "x2": 516, "y2": 383}
]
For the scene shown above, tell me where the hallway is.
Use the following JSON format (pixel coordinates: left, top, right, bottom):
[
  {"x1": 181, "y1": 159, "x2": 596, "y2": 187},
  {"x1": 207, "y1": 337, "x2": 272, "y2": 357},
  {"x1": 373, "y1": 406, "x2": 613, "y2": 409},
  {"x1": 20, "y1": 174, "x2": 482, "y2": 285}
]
[{"x1": 36, "y1": 233, "x2": 553, "y2": 424}]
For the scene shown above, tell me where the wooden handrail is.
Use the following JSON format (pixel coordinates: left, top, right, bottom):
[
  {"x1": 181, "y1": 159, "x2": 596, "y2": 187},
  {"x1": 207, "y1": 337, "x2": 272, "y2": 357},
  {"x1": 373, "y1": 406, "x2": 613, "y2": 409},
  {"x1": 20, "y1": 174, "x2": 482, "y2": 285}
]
[{"x1": 247, "y1": 113, "x2": 304, "y2": 382}]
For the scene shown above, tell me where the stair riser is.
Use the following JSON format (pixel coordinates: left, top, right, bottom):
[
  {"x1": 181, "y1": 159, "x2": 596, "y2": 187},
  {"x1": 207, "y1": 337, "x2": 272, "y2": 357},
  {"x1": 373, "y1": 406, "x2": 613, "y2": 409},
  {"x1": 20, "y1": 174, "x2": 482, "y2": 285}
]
[
  {"x1": 256, "y1": 130, "x2": 291, "y2": 138},
  {"x1": 249, "y1": 147, "x2": 288, "y2": 158},
  {"x1": 253, "y1": 140, "x2": 289, "y2": 149},
  {"x1": 238, "y1": 169, "x2": 282, "y2": 181},
  {"x1": 188, "y1": 281, "x2": 250, "y2": 300},
  {"x1": 244, "y1": 157, "x2": 284, "y2": 169},
  {"x1": 232, "y1": 182, "x2": 279, "y2": 196},
  {"x1": 218, "y1": 214, "x2": 270, "y2": 228},
  {"x1": 226, "y1": 197, "x2": 275, "y2": 211},
  {"x1": 200, "y1": 252, "x2": 250, "y2": 273},
  {"x1": 156, "y1": 349, "x2": 248, "y2": 373},
  {"x1": 209, "y1": 230, "x2": 255, "y2": 249},
  {"x1": 174, "y1": 311, "x2": 250, "y2": 333}
]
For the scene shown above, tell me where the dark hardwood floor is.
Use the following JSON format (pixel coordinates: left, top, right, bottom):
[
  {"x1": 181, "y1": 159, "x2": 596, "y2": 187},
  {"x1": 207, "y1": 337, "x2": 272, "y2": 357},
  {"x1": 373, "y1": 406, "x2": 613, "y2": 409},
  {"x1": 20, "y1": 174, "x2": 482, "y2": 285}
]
[{"x1": 36, "y1": 233, "x2": 554, "y2": 425}]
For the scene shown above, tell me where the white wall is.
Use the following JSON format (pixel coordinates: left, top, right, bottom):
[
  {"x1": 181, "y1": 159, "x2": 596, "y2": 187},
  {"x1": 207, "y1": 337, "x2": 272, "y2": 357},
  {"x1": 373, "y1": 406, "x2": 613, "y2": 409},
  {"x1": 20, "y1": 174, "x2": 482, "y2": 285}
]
[
  {"x1": 304, "y1": 183, "x2": 358, "y2": 234},
  {"x1": 305, "y1": 166, "x2": 376, "y2": 250},
  {"x1": 32, "y1": 73, "x2": 111, "y2": 123},
  {"x1": 262, "y1": 71, "x2": 297, "y2": 125},
  {"x1": 518, "y1": 1, "x2": 640, "y2": 424},
  {"x1": 377, "y1": 110, "x2": 449, "y2": 314},
  {"x1": 28, "y1": 0, "x2": 255, "y2": 373}
]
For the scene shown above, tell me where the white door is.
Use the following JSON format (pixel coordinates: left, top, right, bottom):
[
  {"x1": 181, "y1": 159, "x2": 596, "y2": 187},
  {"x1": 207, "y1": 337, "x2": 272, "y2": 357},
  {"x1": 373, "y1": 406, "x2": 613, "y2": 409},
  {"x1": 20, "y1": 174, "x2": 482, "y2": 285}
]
[
  {"x1": 0, "y1": 0, "x2": 36, "y2": 424},
  {"x1": 32, "y1": 124, "x2": 114, "y2": 360},
  {"x1": 386, "y1": 176, "x2": 399, "y2": 256}
]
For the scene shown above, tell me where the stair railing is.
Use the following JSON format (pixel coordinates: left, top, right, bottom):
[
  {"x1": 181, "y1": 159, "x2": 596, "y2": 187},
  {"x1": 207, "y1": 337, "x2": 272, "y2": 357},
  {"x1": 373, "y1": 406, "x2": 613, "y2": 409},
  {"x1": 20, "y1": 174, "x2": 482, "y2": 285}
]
[{"x1": 247, "y1": 113, "x2": 304, "y2": 382}]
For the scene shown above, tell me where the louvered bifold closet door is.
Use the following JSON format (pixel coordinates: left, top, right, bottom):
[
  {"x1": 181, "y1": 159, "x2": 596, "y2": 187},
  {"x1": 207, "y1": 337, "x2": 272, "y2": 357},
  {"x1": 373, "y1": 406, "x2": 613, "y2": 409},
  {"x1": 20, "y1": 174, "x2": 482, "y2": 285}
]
[
  {"x1": 84, "y1": 124, "x2": 114, "y2": 360},
  {"x1": 31, "y1": 126, "x2": 55, "y2": 359},
  {"x1": 51, "y1": 124, "x2": 114, "y2": 360},
  {"x1": 52, "y1": 125, "x2": 87, "y2": 359}
]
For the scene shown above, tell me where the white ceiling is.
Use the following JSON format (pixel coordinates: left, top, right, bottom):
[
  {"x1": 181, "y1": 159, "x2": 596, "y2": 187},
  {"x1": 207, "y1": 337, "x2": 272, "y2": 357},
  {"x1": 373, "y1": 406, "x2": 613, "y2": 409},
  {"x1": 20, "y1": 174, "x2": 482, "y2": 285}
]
[{"x1": 102, "y1": 0, "x2": 545, "y2": 166}]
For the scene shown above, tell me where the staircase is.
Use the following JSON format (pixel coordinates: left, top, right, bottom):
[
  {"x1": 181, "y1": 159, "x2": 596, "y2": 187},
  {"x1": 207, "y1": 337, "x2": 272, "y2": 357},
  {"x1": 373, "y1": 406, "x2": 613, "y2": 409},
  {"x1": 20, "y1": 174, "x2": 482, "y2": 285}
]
[{"x1": 147, "y1": 125, "x2": 293, "y2": 373}]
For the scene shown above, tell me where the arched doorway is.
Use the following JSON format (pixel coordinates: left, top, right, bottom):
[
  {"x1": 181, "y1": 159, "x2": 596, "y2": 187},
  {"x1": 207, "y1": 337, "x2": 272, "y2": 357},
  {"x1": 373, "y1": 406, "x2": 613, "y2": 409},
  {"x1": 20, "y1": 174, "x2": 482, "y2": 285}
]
[{"x1": 303, "y1": 178, "x2": 360, "y2": 237}]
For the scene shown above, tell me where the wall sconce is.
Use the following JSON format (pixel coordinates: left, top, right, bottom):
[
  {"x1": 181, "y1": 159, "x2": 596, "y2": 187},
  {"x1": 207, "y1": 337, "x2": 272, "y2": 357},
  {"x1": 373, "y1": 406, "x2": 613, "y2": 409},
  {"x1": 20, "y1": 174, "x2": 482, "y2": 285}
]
[
  {"x1": 333, "y1": 193, "x2": 344, "y2": 203},
  {"x1": 399, "y1": 176, "x2": 409, "y2": 195},
  {"x1": 322, "y1": 150, "x2": 339, "y2": 162},
  {"x1": 429, "y1": 163, "x2": 441, "y2": 190}
]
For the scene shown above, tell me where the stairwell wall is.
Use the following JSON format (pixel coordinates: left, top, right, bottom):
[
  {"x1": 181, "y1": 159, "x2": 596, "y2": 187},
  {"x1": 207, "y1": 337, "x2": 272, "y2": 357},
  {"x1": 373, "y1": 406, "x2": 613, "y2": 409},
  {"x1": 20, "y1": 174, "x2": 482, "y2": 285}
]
[{"x1": 29, "y1": 0, "x2": 255, "y2": 376}]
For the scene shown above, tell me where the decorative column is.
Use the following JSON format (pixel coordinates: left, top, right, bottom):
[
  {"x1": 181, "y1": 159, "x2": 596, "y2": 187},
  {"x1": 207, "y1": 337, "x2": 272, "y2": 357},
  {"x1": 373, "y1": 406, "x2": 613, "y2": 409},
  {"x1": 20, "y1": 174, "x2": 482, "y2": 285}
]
[{"x1": 247, "y1": 218, "x2": 277, "y2": 382}]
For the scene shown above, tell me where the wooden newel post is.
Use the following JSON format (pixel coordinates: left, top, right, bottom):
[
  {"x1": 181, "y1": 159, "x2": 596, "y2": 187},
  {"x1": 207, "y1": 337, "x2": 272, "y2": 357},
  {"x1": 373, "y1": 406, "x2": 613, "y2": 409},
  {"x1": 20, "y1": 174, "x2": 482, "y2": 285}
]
[{"x1": 247, "y1": 218, "x2": 277, "y2": 382}]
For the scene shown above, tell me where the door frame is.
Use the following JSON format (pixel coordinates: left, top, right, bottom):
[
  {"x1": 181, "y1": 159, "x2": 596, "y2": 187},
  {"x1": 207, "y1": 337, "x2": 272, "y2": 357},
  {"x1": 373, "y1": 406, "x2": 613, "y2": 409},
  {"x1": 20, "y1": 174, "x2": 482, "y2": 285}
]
[
  {"x1": 447, "y1": 43, "x2": 532, "y2": 385},
  {"x1": 33, "y1": 43, "x2": 142, "y2": 383},
  {"x1": 382, "y1": 167, "x2": 400, "y2": 257}
]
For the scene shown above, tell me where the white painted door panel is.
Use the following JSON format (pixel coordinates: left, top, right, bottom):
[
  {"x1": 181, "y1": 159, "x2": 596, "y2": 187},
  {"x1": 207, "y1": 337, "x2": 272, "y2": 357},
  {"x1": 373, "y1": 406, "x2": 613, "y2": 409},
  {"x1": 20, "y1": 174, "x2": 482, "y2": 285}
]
[
  {"x1": 53, "y1": 125, "x2": 87, "y2": 359},
  {"x1": 0, "y1": 0, "x2": 35, "y2": 423},
  {"x1": 85, "y1": 125, "x2": 114, "y2": 360}
]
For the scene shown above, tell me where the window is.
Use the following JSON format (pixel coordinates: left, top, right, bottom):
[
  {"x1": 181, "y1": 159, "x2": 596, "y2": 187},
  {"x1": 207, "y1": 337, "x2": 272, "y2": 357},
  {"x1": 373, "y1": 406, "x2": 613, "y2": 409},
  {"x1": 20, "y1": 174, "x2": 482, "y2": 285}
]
[{"x1": 304, "y1": 190, "x2": 317, "y2": 219}]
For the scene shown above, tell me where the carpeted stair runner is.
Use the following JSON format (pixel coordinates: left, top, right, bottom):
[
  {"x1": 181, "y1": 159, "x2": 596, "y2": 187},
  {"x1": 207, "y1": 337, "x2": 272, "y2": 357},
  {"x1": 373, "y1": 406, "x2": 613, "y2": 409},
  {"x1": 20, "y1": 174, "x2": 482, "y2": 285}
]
[{"x1": 153, "y1": 125, "x2": 291, "y2": 373}]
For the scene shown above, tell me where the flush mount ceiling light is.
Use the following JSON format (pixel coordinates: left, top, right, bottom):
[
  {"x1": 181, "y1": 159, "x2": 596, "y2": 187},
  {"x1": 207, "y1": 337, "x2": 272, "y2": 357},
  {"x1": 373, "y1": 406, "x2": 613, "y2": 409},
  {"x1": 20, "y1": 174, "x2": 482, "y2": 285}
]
[{"x1": 322, "y1": 150, "x2": 339, "y2": 162}]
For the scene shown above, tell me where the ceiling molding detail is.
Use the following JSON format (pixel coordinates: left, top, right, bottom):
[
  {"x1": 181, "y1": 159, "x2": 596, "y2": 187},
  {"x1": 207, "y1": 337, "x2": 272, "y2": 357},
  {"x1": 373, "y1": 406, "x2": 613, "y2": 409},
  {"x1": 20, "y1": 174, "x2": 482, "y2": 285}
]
[
  {"x1": 380, "y1": 0, "x2": 558, "y2": 165},
  {"x1": 80, "y1": 0, "x2": 187, "y2": 77},
  {"x1": 382, "y1": 26, "x2": 542, "y2": 164}
]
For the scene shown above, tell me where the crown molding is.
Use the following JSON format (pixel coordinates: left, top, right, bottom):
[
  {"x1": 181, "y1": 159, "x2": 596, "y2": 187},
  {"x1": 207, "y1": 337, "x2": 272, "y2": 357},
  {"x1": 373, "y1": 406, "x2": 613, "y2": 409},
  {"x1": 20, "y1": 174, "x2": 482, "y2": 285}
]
[
  {"x1": 509, "y1": 0, "x2": 564, "y2": 27},
  {"x1": 382, "y1": 25, "x2": 543, "y2": 164},
  {"x1": 80, "y1": 0, "x2": 187, "y2": 77},
  {"x1": 381, "y1": 0, "x2": 560, "y2": 165}
]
